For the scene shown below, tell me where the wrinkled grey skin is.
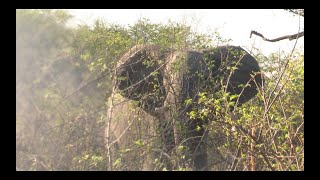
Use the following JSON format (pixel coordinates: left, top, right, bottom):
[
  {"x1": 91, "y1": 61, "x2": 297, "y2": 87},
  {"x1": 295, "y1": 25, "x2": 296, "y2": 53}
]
[{"x1": 110, "y1": 44, "x2": 262, "y2": 171}]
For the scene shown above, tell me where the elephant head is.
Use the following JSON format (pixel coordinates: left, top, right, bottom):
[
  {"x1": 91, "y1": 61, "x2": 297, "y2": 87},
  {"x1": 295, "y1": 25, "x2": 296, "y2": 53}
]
[
  {"x1": 113, "y1": 44, "x2": 262, "y2": 170},
  {"x1": 115, "y1": 44, "x2": 171, "y2": 115}
]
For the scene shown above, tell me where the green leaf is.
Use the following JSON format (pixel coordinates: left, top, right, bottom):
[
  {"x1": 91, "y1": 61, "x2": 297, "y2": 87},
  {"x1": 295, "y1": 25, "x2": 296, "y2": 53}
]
[
  {"x1": 188, "y1": 111, "x2": 197, "y2": 119},
  {"x1": 196, "y1": 125, "x2": 201, "y2": 131},
  {"x1": 230, "y1": 94, "x2": 238, "y2": 101},
  {"x1": 184, "y1": 98, "x2": 193, "y2": 105}
]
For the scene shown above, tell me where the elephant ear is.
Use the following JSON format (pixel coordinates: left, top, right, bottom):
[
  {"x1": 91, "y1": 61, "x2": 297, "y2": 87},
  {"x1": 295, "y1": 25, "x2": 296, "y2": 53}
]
[
  {"x1": 205, "y1": 46, "x2": 262, "y2": 105},
  {"x1": 115, "y1": 44, "x2": 168, "y2": 114}
]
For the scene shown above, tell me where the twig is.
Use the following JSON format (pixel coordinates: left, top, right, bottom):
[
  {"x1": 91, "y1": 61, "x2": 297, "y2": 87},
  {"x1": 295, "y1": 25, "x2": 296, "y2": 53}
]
[
  {"x1": 106, "y1": 72, "x2": 117, "y2": 171},
  {"x1": 263, "y1": 27, "x2": 300, "y2": 124}
]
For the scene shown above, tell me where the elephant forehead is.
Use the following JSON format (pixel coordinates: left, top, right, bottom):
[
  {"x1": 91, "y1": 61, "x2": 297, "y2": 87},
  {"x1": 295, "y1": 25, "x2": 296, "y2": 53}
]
[
  {"x1": 117, "y1": 44, "x2": 161, "y2": 66},
  {"x1": 186, "y1": 51, "x2": 206, "y2": 70}
]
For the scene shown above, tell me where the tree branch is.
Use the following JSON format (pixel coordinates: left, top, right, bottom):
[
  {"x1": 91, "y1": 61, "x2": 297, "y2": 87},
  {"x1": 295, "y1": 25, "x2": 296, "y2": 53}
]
[
  {"x1": 250, "y1": 30, "x2": 304, "y2": 42},
  {"x1": 285, "y1": 9, "x2": 304, "y2": 17}
]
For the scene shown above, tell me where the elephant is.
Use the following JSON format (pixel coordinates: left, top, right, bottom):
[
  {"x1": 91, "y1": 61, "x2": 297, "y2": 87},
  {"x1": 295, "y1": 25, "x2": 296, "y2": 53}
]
[{"x1": 108, "y1": 44, "x2": 262, "y2": 171}]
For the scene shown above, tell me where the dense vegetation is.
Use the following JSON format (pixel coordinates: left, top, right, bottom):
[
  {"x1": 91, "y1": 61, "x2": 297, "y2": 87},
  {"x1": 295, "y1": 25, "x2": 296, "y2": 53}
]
[{"x1": 16, "y1": 10, "x2": 304, "y2": 171}]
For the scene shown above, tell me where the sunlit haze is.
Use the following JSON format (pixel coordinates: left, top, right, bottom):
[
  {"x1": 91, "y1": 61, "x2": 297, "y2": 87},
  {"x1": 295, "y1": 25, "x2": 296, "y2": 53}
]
[{"x1": 67, "y1": 9, "x2": 304, "y2": 55}]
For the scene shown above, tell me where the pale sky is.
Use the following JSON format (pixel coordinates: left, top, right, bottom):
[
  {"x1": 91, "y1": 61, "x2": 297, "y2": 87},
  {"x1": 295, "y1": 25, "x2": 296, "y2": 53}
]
[{"x1": 66, "y1": 9, "x2": 304, "y2": 55}]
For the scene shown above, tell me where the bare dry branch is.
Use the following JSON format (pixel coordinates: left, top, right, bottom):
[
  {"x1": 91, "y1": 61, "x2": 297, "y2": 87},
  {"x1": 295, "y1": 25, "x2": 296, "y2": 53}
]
[{"x1": 250, "y1": 31, "x2": 304, "y2": 42}]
